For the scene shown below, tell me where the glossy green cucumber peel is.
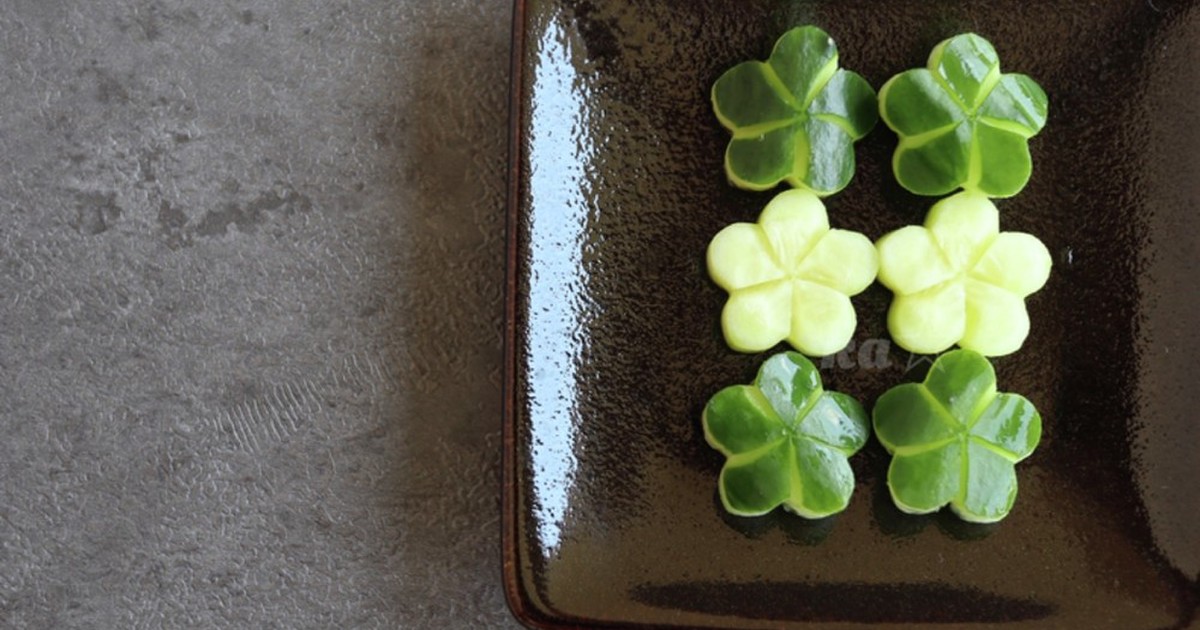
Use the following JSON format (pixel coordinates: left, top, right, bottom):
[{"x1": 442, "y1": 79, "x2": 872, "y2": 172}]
[
  {"x1": 879, "y1": 33, "x2": 1048, "y2": 198},
  {"x1": 875, "y1": 192, "x2": 1051, "y2": 357},
  {"x1": 703, "y1": 352, "x2": 870, "y2": 518},
  {"x1": 712, "y1": 26, "x2": 878, "y2": 195},
  {"x1": 707, "y1": 189, "x2": 878, "y2": 356},
  {"x1": 873, "y1": 350, "x2": 1041, "y2": 523}
]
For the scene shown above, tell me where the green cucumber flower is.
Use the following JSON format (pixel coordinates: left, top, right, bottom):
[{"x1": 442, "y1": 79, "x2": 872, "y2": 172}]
[
  {"x1": 879, "y1": 33, "x2": 1048, "y2": 198},
  {"x1": 873, "y1": 349, "x2": 1042, "y2": 523},
  {"x1": 712, "y1": 26, "x2": 878, "y2": 195},
  {"x1": 704, "y1": 352, "x2": 870, "y2": 518}
]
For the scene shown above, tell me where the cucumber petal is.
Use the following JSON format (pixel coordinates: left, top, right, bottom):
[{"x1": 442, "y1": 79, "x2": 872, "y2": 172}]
[
  {"x1": 719, "y1": 440, "x2": 793, "y2": 516},
  {"x1": 795, "y1": 118, "x2": 854, "y2": 195},
  {"x1": 789, "y1": 280, "x2": 857, "y2": 357},
  {"x1": 930, "y1": 34, "x2": 999, "y2": 112},
  {"x1": 725, "y1": 122, "x2": 802, "y2": 190},
  {"x1": 787, "y1": 439, "x2": 857, "y2": 518},
  {"x1": 978, "y1": 73, "x2": 1048, "y2": 137},
  {"x1": 808, "y1": 69, "x2": 879, "y2": 139},
  {"x1": 712, "y1": 61, "x2": 799, "y2": 129},
  {"x1": 960, "y1": 279, "x2": 1031, "y2": 357},
  {"x1": 703, "y1": 386, "x2": 787, "y2": 456},
  {"x1": 797, "y1": 391, "x2": 870, "y2": 454},
  {"x1": 971, "y1": 231, "x2": 1052, "y2": 297},
  {"x1": 887, "y1": 282, "x2": 966, "y2": 355},
  {"x1": 892, "y1": 122, "x2": 972, "y2": 196},
  {"x1": 879, "y1": 69, "x2": 964, "y2": 136},
  {"x1": 970, "y1": 393, "x2": 1042, "y2": 461},
  {"x1": 758, "y1": 189, "x2": 830, "y2": 268},
  {"x1": 921, "y1": 349, "x2": 997, "y2": 421},
  {"x1": 953, "y1": 441, "x2": 1018, "y2": 523},
  {"x1": 872, "y1": 383, "x2": 959, "y2": 452},
  {"x1": 796, "y1": 229, "x2": 878, "y2": 295},
  {"x1": 971, "y1": 122, "x2": 1033, "y2": 198},
  {"x1": 926, "y1": 193, "x2": 999, "y2": 269},
  {"x1": 767, "y1": 26, "x2": 839, "y2": 108},
  {"x1": 722, "y1": 279, "x2": 792, "y2": 352},
  {"x1": 888, "y1": 441, "x2": 963, "y2": 514},
  {"x1": 754, "y1": 351, "x2": 823, "y2": 428},
  {"x1": 707, "y1": 223, "x2": 785, "y2": 291},
  {"x1": 875, "y1": 225, "x2": 955, "y2": 295}
]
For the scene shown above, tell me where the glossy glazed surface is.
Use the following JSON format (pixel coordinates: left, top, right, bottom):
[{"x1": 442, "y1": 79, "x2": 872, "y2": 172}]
[{"x1": 505, "y1": 0, "x2": 1200, "y2": 627}]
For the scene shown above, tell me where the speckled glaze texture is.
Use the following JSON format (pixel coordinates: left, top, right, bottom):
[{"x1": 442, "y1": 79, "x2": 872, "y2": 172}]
[{"x1": 504, "y1": 0, "x2": 1200, "y2": 628}]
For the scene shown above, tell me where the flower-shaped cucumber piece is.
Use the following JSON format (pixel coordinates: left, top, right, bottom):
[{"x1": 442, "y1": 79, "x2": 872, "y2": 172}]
[
  {"x1": 712, "y1": 26, "x2": 878, "y2": 195},
  {"x1": 876, "y1": 192, "x2": 1051, "y2": 356},
  {"x1": 879, "y1": 33, "x2": 1048, "y2": 198},
  {"x1": 708, "y1": 189, "x2": 878, "y2": 356},
  {"x1": 703, "y1": 351, "x2": 870, "y2": 518},
  {"x1": 873, "y1": 349, "x2": 1042, "y2": 523}
]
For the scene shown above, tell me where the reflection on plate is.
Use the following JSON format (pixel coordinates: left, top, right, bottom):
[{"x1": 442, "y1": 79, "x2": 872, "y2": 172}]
[{"x1": 504, "y1": 0, "x2": 1199, "y2": 627}]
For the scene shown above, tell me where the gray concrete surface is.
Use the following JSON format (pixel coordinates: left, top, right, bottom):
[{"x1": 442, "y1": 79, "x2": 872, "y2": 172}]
[{"x1": 0, "y1": 1, "x2": 517, "y2": 627}]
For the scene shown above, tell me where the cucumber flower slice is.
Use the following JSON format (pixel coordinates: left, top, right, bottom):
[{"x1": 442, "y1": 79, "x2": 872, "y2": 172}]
[
  {"x1": 878, "y1": 33, "x2": 1048, "y2": 198},
  {"x1": 703, "y1": 351, "x2": 870, "y2": 518},
  {"x1": 712, "y1": 26, "x2": 878, "y2": 195},
  {"x1": 707, "y1": 189, "x2": 878, "y2": 356},
  {"x1": 873, "y1": 349, "x2": 1042, "y2": 523},
  {"x1": 875, "y1": 192, "x2": 1051, "y2": 356}
]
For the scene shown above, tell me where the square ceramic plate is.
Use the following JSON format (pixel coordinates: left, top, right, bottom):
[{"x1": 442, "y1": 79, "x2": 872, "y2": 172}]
[{"x1": 503, "y1": 0, "x2": 1199, "y2": 627}]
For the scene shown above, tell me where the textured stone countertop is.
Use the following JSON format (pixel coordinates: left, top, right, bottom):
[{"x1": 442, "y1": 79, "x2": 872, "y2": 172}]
[{"x1": 0, "y1": 1, "x2": 517, "y2": 627}]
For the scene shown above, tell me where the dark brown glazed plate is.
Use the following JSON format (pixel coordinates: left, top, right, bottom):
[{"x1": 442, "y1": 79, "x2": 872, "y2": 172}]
[{"x1": 503, "y1": 1, "x2": 1200, "y2": 627}]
